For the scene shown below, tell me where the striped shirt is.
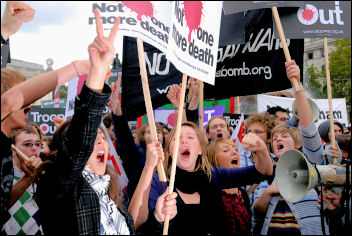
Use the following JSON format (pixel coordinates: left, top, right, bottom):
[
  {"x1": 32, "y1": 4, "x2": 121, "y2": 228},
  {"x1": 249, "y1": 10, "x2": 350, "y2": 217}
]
[
  {"x1": 300, "y1": 121, "x2": 324, "y2": 164},
  {"x1": 268, "y1": 197, "x2": 300, "y2": 235},
  {"x1": 253, "y1": 179, "x2": 329, "y2": 235}
]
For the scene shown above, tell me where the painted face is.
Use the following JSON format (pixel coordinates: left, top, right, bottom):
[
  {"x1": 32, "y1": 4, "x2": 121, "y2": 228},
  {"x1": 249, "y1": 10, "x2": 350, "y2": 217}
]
[
  {"x1": 207, "y1": 118, "x2": 231, "y2": 142},
  {"x1": 144, "y1": 126, "x2": 164, "y2": 145},
  {"x1": 246, "y1": 122, "x2": 268, "y2": 144},
  {"x1": 216, "y1": 142, "x2": 240, "y2": 168},
  {"x1": 275, "y1": 111, "x2": 289, "y2": 126},
  {"x1": 272, "y1": 132, "x2": 299, "y2": 158},
  {"x1": 169, "y1": 126, "x2": 202, "y2": 172},
  {"x1": 86, "y1": 129, "x2": 109, "y2": 176},
  {"x1": 15, "y1": 132, "x2": 41, "y2": 159}
]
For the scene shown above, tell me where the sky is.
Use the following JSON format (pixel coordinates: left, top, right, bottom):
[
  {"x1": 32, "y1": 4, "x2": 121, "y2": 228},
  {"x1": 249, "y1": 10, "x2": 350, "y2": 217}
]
[{"x1": 1, "y1": 1, "x2": 123, "y2": 70}]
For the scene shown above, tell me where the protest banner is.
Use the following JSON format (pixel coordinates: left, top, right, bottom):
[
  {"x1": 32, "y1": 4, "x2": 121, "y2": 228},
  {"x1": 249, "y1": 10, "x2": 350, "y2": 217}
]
[
  {"x1": 89, "y1": 1, "x2": 171, "y2": 52},
  {"x1": 272, "y1": 1, "x2": 351, "y2": 162},
  {"x1": 122, "y1": 9, "x2": 304, "y2": 121},
  {"x1": 166, "y1": 1, "x2": 223, "y2": 85},
  {"x1": 223, "y1": 1, "x2": 304, "y2": 15},
  {"x1": 207, "y1": 8, "x2": 304, "y2": 98},
  {"x1": 42, "y1": 98, "x2": 66, "y2": 108},
  {"x1": 27, "y1": 106, "x2": 65, "y2": 137},
  {"x1": 223, "y1": 113, "x2": 250, "y2": 131},
  {"x1": 257, "y1": 94, "x2": 349, "y2": 127},
  {"x1": 274, "y1": 1, "x2": 351, "y2": 39},
  {"x1": 154, "y1": 105, "x2": 227, "y2": 131}
]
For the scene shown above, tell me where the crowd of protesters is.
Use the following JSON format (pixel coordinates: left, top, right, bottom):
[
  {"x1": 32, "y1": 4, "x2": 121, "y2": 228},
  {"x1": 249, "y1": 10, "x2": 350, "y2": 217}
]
[{"x1": 1, "y1": 1, "x2": 351, "y2": 235}]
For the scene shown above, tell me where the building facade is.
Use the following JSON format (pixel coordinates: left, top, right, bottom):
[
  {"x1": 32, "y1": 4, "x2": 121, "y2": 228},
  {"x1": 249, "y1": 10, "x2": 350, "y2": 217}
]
[{"x1": 6, "y1": 59, "x2": 54, "y2": 106}]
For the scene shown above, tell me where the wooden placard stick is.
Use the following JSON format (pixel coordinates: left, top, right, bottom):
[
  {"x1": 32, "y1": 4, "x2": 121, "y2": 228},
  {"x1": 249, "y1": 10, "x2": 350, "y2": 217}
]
[
  {"x1": 271, "y1": 7, "x2": 299, "y2": 92},
  {"x1": 163, "y1": 73, "x2": 188, "y2": 235},
  {"x1": 136, "y1": 37, "x2": 167, "y2": 182},
  {"x1": 199, "y1": 81, "x2": 204, "y2": 129},
  {"x1": 11, "y1": 144, "x2": 29, "y2": 162},
  {"x1": 323, "y1": 37, "x2": 337, "y2": 164},
  {"x1": 236, "y1": 96, "x2": 240, "y2": 114}
]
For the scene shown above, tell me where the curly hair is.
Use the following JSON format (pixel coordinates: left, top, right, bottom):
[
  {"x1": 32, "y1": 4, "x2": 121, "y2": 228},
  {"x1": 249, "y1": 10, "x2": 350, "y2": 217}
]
[{"x1": 245, "y1": 112, "x2": 275, "y2": 139}]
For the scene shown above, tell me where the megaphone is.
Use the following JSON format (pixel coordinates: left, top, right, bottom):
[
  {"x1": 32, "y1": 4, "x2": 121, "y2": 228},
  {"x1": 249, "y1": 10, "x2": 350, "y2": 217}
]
[
  {"x1": 290, "y1": 98, "x2": 320, "y2": 126},
  {"x1": 276, "y1": 149, "x2": 350, "y2": 203}
]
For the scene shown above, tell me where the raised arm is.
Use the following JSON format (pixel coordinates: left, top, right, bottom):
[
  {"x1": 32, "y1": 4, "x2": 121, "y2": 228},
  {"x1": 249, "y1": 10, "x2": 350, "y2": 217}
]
[
  {"x1": 1, "y1": 59, "x2": 90, "y2": 121},
  {"x1": 286, "y1": 60, "x2": 312, "y2": 129},
  {"x1": 109, "y1": 76, "x2": 143, "y2": 175},
  {"x1": 1, "y1": 1, "x2": 35, "y2": 42},
  {"x1": 129, "y1": 141, "x2": 164, "y2": 228},
  {"x1": 53, "y1": 9, "x2": 119, "y2": 181}
]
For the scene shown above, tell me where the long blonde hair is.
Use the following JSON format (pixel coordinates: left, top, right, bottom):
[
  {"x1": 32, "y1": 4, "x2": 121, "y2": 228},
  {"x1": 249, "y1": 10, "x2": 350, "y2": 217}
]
[
  {"x1": 164, "y1": 122, "x2": 213, "y2": 181},
  {"x1": 208, "y1": 138, "x2": 238, "y2": 167}
]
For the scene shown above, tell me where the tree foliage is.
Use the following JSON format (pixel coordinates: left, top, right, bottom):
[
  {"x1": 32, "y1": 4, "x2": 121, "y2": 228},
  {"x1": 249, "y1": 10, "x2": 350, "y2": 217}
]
[
  {"x1": 59, "y1": 84, "x2": 68, "y2": 99},
  {"x1": 305, "y1": 38, "x2": 351, "y2": 116}
]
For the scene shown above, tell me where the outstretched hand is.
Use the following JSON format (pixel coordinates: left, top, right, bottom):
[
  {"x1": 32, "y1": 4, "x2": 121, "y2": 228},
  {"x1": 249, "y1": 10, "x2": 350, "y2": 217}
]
[
  {"x1": 1, "y1": 1, "x2": 35, "y2": 40},
  {"x1": 86, "y1": 10, "x2": 120, "y2": 91}
]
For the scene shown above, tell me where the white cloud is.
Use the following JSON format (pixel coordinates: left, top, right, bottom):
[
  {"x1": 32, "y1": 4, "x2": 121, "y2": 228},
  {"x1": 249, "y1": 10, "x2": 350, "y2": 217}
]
[{"x1": 3, "y1": 1, "x2": 123, "y2": 70}]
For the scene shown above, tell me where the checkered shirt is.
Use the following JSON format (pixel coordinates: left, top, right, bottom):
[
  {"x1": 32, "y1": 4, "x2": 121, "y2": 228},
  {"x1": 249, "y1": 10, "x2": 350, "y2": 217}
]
[{"x1": 2, "y1": 168, "x2": 43, "y2": 235}]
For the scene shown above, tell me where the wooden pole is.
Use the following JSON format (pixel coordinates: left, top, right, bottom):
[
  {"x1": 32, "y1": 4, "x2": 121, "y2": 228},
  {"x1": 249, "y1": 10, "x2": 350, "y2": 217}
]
[
  {"x1": 236, "y1": 96, "x2": 240, "y2": 114},
  {"x1": 163, "y1": 73, "x2": 188, "y2": 235},
  {"x1": 136, "y1": 38, "x2": 167, "y2": 182},
  {"x1": 11, "y1": 144, "x2": 29, "y2": 161},
  {"x1": 199, "y1": 81, "x2": 204, "y2": 129},
  {"x1": 323, "y1": 37, "x2": 337, "y2": 164},
  {"x1": 271, "y1": 7, "x2": 300, "y2": 92}
]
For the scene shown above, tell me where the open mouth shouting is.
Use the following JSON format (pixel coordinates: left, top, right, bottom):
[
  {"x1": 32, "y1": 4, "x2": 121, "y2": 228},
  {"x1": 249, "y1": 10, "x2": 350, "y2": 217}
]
[
  {"x1": 96, "y1": 150, "x2": 106, "y2": 163},
  {"x1": 231, "y1": 157, "x2": 238, "y2": 166},
  {"x1": 217, "y1": 133, "x2": 223, "y2": 138},
  {"x1": 180, "y1": 147, "x2": 191, "y2": 160}
]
